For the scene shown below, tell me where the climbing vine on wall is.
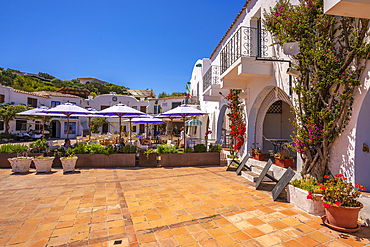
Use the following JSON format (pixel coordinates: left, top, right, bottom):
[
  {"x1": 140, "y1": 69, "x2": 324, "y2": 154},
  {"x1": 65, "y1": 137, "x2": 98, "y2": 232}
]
[
  {"x1": 227, "y1": 89, "x2": 246, "y2": 152},
  {"x1": 264, "y1": 0, "x2": 370, "y2": 180}
]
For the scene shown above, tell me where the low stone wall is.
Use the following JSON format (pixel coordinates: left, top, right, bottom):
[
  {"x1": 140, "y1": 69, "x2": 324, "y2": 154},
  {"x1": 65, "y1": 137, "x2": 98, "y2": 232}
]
[
  {"x1": 160, "y1": 153, "x2": 220, "y2": 167},
  {"x1": 0, "y1": 153, "x2": 43, "y2": 168},
  {"x1": 75, "y1": 154, "x2": 136, "y2": 168}
]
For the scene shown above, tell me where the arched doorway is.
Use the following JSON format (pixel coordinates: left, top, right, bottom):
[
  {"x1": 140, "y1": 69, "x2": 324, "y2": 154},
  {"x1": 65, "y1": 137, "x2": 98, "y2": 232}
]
[
  {"x1": 216, "y1": 104, "x2": 230, "y2": 147},
  {"x1": 262, "y1": 100, "x2": 294, "y2": 153},
  {"x1": 355, "y1": 89, "x2": 370, "y2": 190},
  {"x1": 51, "y1": 120, "x2": 61, "y2": 138},
  {"x1": 254, "y1": 87, "x2": 293, "y2": 152}
]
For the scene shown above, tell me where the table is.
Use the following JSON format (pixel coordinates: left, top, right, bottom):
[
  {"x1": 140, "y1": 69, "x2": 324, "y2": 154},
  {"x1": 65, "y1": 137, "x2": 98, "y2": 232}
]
[{"x1": 263, "y1": 137, "x2": 291, "y2": 154}]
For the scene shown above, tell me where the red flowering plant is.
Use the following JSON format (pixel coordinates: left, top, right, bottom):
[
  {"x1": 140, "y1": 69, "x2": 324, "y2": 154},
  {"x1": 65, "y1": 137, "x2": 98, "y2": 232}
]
[
  {"x1": 226, "y1": 89, "x2": 246, "y2": 153},
  {"x1": 307, "y1": 173, "x2": 366, "y2": 208}
]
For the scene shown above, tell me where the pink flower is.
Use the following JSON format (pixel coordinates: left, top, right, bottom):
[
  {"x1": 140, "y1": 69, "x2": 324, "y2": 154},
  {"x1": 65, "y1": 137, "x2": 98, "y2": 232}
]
[
  {"x1": 323, "y1": 203, "x2": 330, "y2": 209},
  {"x1": 335, "y1": 202, "x2": 341, "y2": 206},
  {"x1": 307, "y1": 194, "x2": 313, "y2": 200}
]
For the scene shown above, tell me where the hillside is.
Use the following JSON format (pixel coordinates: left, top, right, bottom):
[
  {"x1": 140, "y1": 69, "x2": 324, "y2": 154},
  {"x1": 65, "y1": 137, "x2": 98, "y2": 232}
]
[{"x1": 0, "y1": 67, "x2": 127, "y2": 97}]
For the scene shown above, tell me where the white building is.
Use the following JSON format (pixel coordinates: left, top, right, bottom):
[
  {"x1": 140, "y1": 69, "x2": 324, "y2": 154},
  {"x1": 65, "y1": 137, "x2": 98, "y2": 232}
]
[
  {"x1": 0, "y1": 85, "x2": 83, "y2": 139},
  {"x1": 188, "y1": 0, "x2": 370, "y2": 190}
]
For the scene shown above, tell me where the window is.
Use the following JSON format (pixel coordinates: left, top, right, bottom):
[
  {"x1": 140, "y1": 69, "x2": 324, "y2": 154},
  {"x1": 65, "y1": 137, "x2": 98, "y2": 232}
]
[
  {"x1": 0, "y1": 94, "x2": 4, "y2": 103},
  {"x1": 70, "y1": 102, "x2": 76, "y2": 105},
  {"x1": 133, "y1": 125, "x2": 137, "y2": 132},
  {"x1": 132, "y1": 106, "x2": 137, "y2": 110},
  {"x1": 27, "y1": 97, "x2": 37, "y2": 108},
  {"x1": 51, "y1": 101, "x2": 60, "y2": 107},
  {"x1": 172, "y1": 102, "x2": 181, "y2": 109},
  {"x1": 154, "y1": 105, "x2": 158, "y2": 114},
  {"x1": 140, "y1": 106, "x2": 146, "y2": 113},
  {"x1": 101, "y1": 105, "x2": 109, "y2": 110},
  {"x1": 16, "y1": 120, "x2": 27, "y2": 131},
  {"x1": 0, "y1": 121, "x2": 4, "y2": 131}
]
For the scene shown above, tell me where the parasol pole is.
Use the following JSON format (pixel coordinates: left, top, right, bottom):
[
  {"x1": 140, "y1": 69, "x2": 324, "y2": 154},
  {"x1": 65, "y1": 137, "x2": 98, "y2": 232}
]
[
  {"x1": 119, "y1": 115, "x2": 122, "y2": 144},
  {"x1": 67, "y1": 113, "x2": 70, "y2": 139},
  {"x1": 42, "y1": 116, "x2": 45, "y2": 139},
  {"x1": 129, "y1": 118, "x2": 132, "y2": 142},
  {"x1": 88, "y1": 117, "x2": 92, "y2": 140},
  {"x1": 170, "y1": 118, "x2": 173, "y2": 141},
  {"x1": 146, "y1": 122, "x2": 149, "y2": 137},
  {"x1": 183, "y1": 114, "x2": 186, "y2": 150}
]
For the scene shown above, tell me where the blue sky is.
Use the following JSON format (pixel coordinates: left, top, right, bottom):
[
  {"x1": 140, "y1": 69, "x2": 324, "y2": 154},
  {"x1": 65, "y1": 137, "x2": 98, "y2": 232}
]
[{"x1": 0, "y1": 1, "x2": 246, "y2": 95}]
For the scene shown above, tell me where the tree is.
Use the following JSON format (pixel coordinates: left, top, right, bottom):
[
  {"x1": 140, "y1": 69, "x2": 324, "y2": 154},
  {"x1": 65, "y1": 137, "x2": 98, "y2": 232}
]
[
  {"x1": 38, "y1": 72, "x2": 55, "y2": 80},
  {"x1": 0, "y1": 103, "x2": 29, "y2": 133},
  {"x1": 90, "y1": 117, "x2": 108, "y2": 133},
  {"x1": 264, "y1": 0, "x2": 370, "y2": 180},
  {"x1": 158, "y1": 92, "x2": 187, "y2": 98}
]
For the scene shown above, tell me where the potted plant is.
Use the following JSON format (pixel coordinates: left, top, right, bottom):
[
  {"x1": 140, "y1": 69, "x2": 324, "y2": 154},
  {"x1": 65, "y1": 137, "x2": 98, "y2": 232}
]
[
  {"x1": 288, "y1": 173, "x2": 324, "y2": 216},
  {"x1": 8, "y1": 152, "x2": 33, "y2": 173},
  {"x1": 33, "y1": 155, "x2": 54, "y2": 173},
  {"x1": 308, "y1": 174, "x2": 366, "y2": 231},
  {"x1": 139, "y1": 149, "x2": 157, "y2": 167},
  {"x1": 253, "y1": 148, "x2": 265, "y2": 161},
  {"x1": 274, "y1": 148, "x2": 293, "y2": 168},
  {"x1": 61, "y1": 150, "x2": 78, "y2": 172}
]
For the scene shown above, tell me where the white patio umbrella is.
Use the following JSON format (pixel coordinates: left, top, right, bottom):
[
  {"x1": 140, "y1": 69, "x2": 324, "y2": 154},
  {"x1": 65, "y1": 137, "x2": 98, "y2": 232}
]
[
  {"x1": 123, "y1": 115, "x2": 164, "y2": 137},
  {"x1": 17, "y1": 106, "x2": 65, "y2": 139},
  {"x1": 160, "y1": 105, "x2": 208, "y2": 149},
  {"x1": 72, "y1": 108, "x2": 98, "y2": 140},
  {"x1": 94, "y1": 103, "x2": 145, "y2": 142},
  {"x1": 41, "y1": 103, "x2": 91, "y2": 139}
]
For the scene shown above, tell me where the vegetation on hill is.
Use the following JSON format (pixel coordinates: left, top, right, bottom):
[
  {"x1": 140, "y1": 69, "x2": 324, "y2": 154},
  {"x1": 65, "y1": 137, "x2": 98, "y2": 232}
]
[
  {"x1": 158, "y1": 91, "x2": 186, "y2": 98},
  {"x1": 0, "y1": 67, "x2": 127, "y2": 96}
]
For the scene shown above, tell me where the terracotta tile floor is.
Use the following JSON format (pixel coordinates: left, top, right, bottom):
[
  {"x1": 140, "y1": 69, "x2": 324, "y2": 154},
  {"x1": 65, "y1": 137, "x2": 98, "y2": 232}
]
[{"x1": 0, "y1": 166, "x2": 369, "y2": 247}]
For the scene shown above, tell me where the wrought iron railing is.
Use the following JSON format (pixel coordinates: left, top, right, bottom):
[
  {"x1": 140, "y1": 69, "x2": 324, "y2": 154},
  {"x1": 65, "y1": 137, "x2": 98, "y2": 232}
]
[
  {"x1": 203, "y1": 66, "x2": 221, "y2": 92},
  {"x1": 220, "y1": 26, "x2": 270, "y2": 74},
  {"x1": 188, "y1": 96, "x2": 200, "y2": 105}
]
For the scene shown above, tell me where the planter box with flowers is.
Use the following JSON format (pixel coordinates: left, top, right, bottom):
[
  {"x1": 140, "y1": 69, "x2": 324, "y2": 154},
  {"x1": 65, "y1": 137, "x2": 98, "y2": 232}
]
[
  {"x1": 288, "y1": 174, "x2": 325, "y2": 216},
  {"x1": 139, "y1": 149, "x2": 157, "y2": 167},
  {"x1": 274, "y1": 148, "x2": 293, "y2": 168},
  {"x1": 307, "y1": 174, "x2": 366, "y2": 232},
  {"x1": 251, "y1": 148, "x2": 265, "y2": 161}
]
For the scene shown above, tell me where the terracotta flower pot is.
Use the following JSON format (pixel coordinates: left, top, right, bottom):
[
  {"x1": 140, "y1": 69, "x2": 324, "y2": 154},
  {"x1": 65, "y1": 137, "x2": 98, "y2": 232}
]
[
  {"x1": 325, "y1": 203, "x2": 363, "y2": 229},
  {"x1": 254, "y1": 153, "x2": 265, "y2": 161},
  {"x1": 275, "y1": 158, "x2": 293, "y2": 168}
]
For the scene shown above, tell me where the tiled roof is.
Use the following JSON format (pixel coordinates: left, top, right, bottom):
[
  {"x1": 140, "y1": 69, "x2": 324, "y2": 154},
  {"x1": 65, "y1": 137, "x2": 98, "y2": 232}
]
[
  {"x1": 210, "y1": 1, "x2": 250, "y2": 59},
  {"x1": 35, "y1": 91, "x2": 82, "y2": 99},
  {"x1": 128, "y1": 89, "x2": 156, "y2": 98},
  {"x1": 13, "y1": 89, "x2": 49, "y2": 99}
]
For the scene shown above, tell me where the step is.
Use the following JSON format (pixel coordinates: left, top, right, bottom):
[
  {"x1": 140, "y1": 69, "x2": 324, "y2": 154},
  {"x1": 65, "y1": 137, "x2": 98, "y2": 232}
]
[
  {"x1": 250, "y1": 165, "x2": 273, "y2": 182},
  {"x1": 241, "y1": 170, "x2": 260, "y2": 183}
]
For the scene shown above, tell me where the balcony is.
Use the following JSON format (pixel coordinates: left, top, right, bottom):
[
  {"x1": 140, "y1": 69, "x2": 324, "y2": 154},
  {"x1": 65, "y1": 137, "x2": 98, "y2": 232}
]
[
  {"x1": 203, "y1": 66, "x2": 221, "y2": 92},
  {"x1": 324, "y1": 0, "x2": 370, "y2": 18},
  {"x1": 202, "y1": 65, "x2": 229, "y2": 101},
  {"x1": 219, "y1": 26, "x2": 273, "y2": 89}
]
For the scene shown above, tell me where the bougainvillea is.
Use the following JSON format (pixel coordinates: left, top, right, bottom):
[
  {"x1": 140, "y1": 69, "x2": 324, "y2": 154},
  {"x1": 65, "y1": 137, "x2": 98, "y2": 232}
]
[
  {"x1": 226, "y1": 89, "x2": 246, "y2": 152},
  {"x1": 264, "y1": 0, "x2": 370, "y2": 181}
]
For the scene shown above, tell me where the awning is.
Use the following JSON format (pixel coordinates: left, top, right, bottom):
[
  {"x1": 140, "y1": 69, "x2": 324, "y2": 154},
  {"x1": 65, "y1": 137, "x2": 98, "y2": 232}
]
[{"x1": 185, "y1": 119, "x2": 202, "y2": 126}]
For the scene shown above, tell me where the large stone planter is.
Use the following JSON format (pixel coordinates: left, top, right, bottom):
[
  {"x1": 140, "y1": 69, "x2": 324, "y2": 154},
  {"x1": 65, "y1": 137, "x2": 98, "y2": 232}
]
[
  {"x1": 75, "y1": 153, "x2": 136, "y2": 168},
  {"x1": 161, "y1": 153, "x2": 220, "y2": 167},
  {"x1": 8, "y1": 157, "x2": 33, "y2": 173},
  {"x1": 139, "y1": 153, "x2": 157, "y2": 167},
  {"x1": 60, "y1": 157, "x2": 78, "y2": 172},
  {"x1": 287, "y1": 184, "x2": 324, "y2": 216},
  {"x1": 33, "y1": 157, "x2": 54, "y2": 173}
]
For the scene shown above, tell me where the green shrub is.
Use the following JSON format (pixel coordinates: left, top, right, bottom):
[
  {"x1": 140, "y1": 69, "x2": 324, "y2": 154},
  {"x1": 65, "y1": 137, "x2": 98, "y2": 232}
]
[
  {"x1": 290, "y1": 172, "x2": 322, "y2": 194},
  {"x1": 0, "y1": 143, "x2": 28, "y2": 153},
  {"x1": 156, "y1": 144, "x2": 180, "y2": 155},
  {"x1": 67, "y1": 143, "x2": 117, "y2": 156},
  {"x1": 194, "y1": 144, "x2": 206, "y2": 153},
  {"x1": 185, "y1": 146, "x2": 193, "y2": 153},
  {"x1": 0, "y1": 133, "x2": 14, "y2": 140},
  {"x1": 121, "y1": 145, "x2": 137, "y2": 154},
  {"x1": 209, "y1": 144, "x2": 222, "y2": 153},
  {"x1": 29, "y1": 139, "x2": 49, "y2": 153}
]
